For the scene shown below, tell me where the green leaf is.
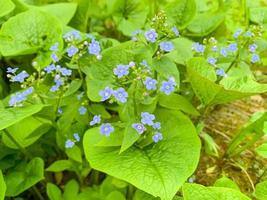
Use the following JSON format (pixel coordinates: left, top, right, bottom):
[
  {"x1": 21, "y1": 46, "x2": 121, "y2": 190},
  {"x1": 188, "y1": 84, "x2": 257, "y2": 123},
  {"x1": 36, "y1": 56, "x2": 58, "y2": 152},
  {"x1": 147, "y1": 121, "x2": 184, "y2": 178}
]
[
  {"x1": 0, "y1": 0, "x2": 15, "y2": 18},
  {"x1": 187, "y1": 12, "x2": 225, "y2": 36},
  {"x1": 84, "y1": 109, "x2": 200, "y2": 200},
  {"x1": 201, "y1": 132, "x2": 219, "y2": 157},
  {"x1": 182, "y1": 183, "x2": 250, "y2": 200},
  {"x1": 47, "y1": 183, "x2": 63, "y2": 200},
  {"x1": 165, "y1": 0, "x2": 196, "y2": 29},
  {"x1": 35, "y1": 3, "x2": 77, "y2": 25},
  {"x1": 255, "y1": 181, "x2": 267, "y2": 200},
  {"x1": 106, "y1": 191, "x2": 126, "y2": 200},
  {"x1": 153, "y1": 56, "x2": 180, "y2": 88},
  {"x1": 85, "y1": 42, "x2": 136, "y2": 101},
  {"x1": 0, "y1": 170, "x2": 6, "y2": 200},
  {"x1": 2, "y1": 116, "x2": 51, "y2": 149},
  {"x1": 158, "y1": 93, "x2": 199, "y2": 116},
  {"x1": 66, "y1": 146, "x2": 82, "y2": 163},
  {"x1": 249, "y1": 7, "x2": 267, "y2": 24},
  {"x1": 63, "y1": 180, "x2": 79, "y2": 200},
  {"x1": 5, "y1": 157, "x2": 44, "y2": 197},
  {"x1": 0, "y1": 9, "x2": 62, "y2": 56},
  {"x1": 255, "y1": 143, "x2": 267, "y2": 158},
  {"x1": 120, "y1": 124, "x2": 140, "y2": 153},
  {"x1": 46, "y1": 160, "x2": 73, "y2": 172},
  {"x1": 0, "y1": 104, "x2": 45, "y2": 131},
  {"x1": 213, "y1": 176, "x2": 239, "y2": 191},
  {"x1": 166, "y1": 37, "x2": 194, "y2": 65}
]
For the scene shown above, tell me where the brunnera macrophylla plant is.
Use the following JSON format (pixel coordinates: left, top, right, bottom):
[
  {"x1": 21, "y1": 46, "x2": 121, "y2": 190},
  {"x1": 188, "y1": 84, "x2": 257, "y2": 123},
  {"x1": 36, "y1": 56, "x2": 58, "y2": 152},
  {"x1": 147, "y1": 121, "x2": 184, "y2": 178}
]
[{"x1": 0, "y1": 1, "x2": 267, "y2": 200}]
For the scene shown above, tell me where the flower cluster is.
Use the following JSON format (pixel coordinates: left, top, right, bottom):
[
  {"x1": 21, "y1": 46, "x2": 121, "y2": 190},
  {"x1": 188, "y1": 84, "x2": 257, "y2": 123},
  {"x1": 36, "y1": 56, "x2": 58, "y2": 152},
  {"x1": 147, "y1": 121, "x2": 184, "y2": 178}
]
[
  {"x1": 132, "y1": 112, "x2": 163, "y2": 143},
  {"x1": 9, "y1": 87, "x2": 34, "y2": 107},
  {"x1": 99, "y1": 87, "x2": 128, "y2": 103},
  {"x1": 65, "y1": 133, "x2": 81, "y2": 149},
  {"x1": 7, "y1": 68, "x2": 29, "y2": 84},
  {"x1": 44, "y1": 64, "x2": 72, "y2": 92}
]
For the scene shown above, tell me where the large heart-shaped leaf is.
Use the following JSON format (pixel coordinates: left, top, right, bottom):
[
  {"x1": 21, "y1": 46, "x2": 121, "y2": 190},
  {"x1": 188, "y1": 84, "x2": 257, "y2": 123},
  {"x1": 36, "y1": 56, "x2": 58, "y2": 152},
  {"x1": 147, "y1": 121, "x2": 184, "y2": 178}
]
[
  {"x1": 84, "y1": 109, "x2": 201, "y2": 200},
  {"x1": 5, "y1": 157, "x2": 44, "y2": 197},
  {"x1": 182, "y1": 183, "x2": 250, "y2": 200},
  {"x1": 0, "y1": 170, "x2": 6, "y2": 200},
  {"x1": 0, "y1": 104, "x2": 45, "y2": 131},
  {"x1": 0, "y1": 9, "x2": 62, "y2": 56}
]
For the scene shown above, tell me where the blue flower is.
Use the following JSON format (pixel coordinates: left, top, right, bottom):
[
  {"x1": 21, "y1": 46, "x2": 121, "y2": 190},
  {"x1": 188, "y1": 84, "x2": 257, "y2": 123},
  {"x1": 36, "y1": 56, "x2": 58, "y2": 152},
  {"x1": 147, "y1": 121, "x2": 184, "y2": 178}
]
[
  {"x1": 220, "y1": 47, "x2": 228, "y2": 57},
  {"x1": 249, "y1": 44, "x2": 257, "y2": 53},
  {"x1": 9, "y1": 87, "x2": 34, "y2": 107},
  {"x1": 90, "y1": 115, "x2": 101, "y2": 126},
  {"x1": 141, "y1": 112, "x2": 155, "y2": 126},
  {"x1": 145, "y1": 29, "x2": 158, "y2": 43},
  {"x1": 51, "y1": 53, "x2": 59, "y2": 62},
  {"x1": 128, "y1": 61, "x2": 135, "y2": 68},
  {"x1": 192, "y1": 43, "x2": 205, "y2": 53},
  {"x1": 144, "y1": 77, "x2": 157, "y2": 90},
  {"x1": 64, "y1": 30, "x2": 82, "y2": 41},
  {"x1": 233, "y1": 29, "x2": 243, "y2": 38},
  {"x1": 216, "y1": 68, "x2": 226, "y2": 77},
  {"x1": 160, "y1": 78, "x2": 176, "y2": 95},
  {"x1": 65, "y1": 139, "x2": 75, "y2": 149},
  {"x1": 244, "y1": 31, "x2": 253, "y2": 37},
  {"x1": 50, "y1": 42, "x2": 59, "y2": 52},
  {"x1": 88, "y1": 40, "x2": 101, "y2": 56},
  {"x1": 100, "y1": 123, "x2": 114, "y2": 136},
  {"x1": 152, "y1": 132, "x2": 163, "y2": 143},
  {"x1": 73, "y1": 133, "x2": 80, "y2": 142},
  {"x1": 50, "y1": 76, "x2": 63, "y2": 92},
  {"x1": 228, "y1": 43, "x2": 238, "y2": 52},
  {"x1": 44, "y1": 64, "x2": 56, "y2": 73},
  {"x1": 160, "y1": 41, "x2": 174, "y2": 52},
  {"x1": 152, "y1": 122, "x2": 161, "y2": 130},
  {"x1": 207, "y1": 57, "x2": 217, "y2": 66},
  {"x1": 132, "y1": 123, "x2": 146, "y2": 134},
  {"x1": 59, "y1": 68, "x2": 72, "y2": 76},
  {"x1": 113, "y1": 88, "x2": 128, "y2": 103},
  {"x1": 251, "y1": 54, "x2": 260, "y2": 63},
  {"x1": 131, "y1": 30, "x2": 142, "y2": 41},
  {"x1": 77, "y1": 92, "x2": 84, "y2": 100},
  {"x1": 58, "y1": 107, "x2": 63, "y2": 114},
  {"x1": 7, "y1": 67, "x2": 18, "y2": 74},
  {"x1": 50, "y1": 85, "x2": 60, "y2": 92},
  {"x1": 113, "y1": 64, "x2": 129, "y2": 78},
  {"x1": 11, "y1": 71, "x2": 29, "y2": 83},
  {"x1": 172, "y1": 26, "x2": 179, "y2": 36},
  {"x1": 99, "y1": 87, "x2": 113, "y2": 101},
  {"x1": 67, "y1": 46, "x2": 79, "y2": 57},
  {"x1": 140, "y1": 60, "x2": 151, "y2": 69},
  {"x1": 78, "y1": 106, "x2": 87, "y2": 115}
]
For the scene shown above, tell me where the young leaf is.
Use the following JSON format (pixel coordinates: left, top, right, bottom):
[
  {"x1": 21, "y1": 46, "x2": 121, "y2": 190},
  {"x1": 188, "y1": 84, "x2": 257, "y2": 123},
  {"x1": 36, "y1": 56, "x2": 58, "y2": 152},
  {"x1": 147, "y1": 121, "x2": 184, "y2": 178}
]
[
  {"x1": 83, "y1": 109, "x2": 200, "y2": 200},
  {"x1": 0, "y1": 0, "x2": 15, "y2": 18},
  {"x1": 213, "y1": 176, "x2": 240, "y2": 191},
  {"x1": 47, "y1": 183, "x2": 63, "y2": 200},
  {"x1": 255, "y1": 143, "x2": 267, "y2": 159},
  {"x1": 0, "y1": 170, "x2": 6, "y2": 200},
  {"x1": 255, "y1": 181, "x2": 267, "y2": 200},
  {"x1": 0, "y1": 104, "x2": 45, "y2": 131},
  {"x1": 46, "y1": 160, "x2": 73, "y2": 172},
  {"x1": 182, "y1": 183, "x2": 250, "y2": 200},
  {"x1": 5, "y1": 157, "x2": 44, "y2": 197}
]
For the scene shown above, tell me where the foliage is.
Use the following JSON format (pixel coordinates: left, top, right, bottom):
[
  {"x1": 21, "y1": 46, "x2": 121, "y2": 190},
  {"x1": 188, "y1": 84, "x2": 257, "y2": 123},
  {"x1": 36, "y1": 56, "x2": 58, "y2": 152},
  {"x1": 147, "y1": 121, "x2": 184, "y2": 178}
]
[{"x1": 0, "y1": 0, "x2": 266, "y2": 200}]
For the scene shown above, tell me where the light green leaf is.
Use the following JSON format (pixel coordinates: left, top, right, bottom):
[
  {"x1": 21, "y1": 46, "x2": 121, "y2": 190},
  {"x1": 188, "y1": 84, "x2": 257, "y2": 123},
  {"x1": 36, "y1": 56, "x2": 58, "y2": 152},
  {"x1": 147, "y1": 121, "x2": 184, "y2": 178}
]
[
  {"x1": 153, "y1": 56, "x2": 180, "y2": 88},
  {"x1": 84, "y1": 109, "x2": 200, "y2": 200},
  {"x1": 2, "y1": 116, "x2": 51, "y2": 149},
  {"x1": 158, "y1": 93, "x2": 199, "y2": 116},
  {"x1": 0, "y1": 170, "x2": 6, "y2": 200},
  {"x1": 66, "y1": 145, "x2": 82, "y2": 163},
  {"x1": 46, "y1": 160, "x2": 73, "y2": 172},
  {"x1": 120, "y1": 124, "x2": 140, "y2": 153},
  {"x1": 63, "y1": 180, "x2": 79, "y2": 200},
  {"x1": 35, "y1": 3, "x2": 77, "y2": 25},
  {"x1": 165, "y1": 0, "x2": 196, "y2": 29},
  {"x1": 187, "y1": 12, "x2": 225, "y2": 36},
  {"x1": 0, "y1": 104, "x2": 45, "y2": 131},
  {"x1": 255, "y1": 181, "x2": 267, "y2": 200},
  {"x1": 166, "y1": 37, "x2": 194, "y2": 65},
  {"x1": 182, "y1": 183, "x2": 250, "y2": 200},
  {"x1": 106, "y1": 191, "x2": 126, "y2": 200},
  {"x1": 0, "y1": 9, "x2": 62, "y2": 56},
  {"x1": 47, "y1": 183, "x2": 63, "y2": 200},
  {"x1": 5, "y1": 157, "x2": 44, "y2": 197},
  {"x1": 249, "y1": 7, "x2": 267, "y2": 24},
  {"x1": 255, "y1": 143, "x2": 267, "y2": 159},
  {"x1": 213, "y1": 176, "x2": 239, "y2": 191},
  {"x1": 0, "y1": 0, "x2": 15, "y2": 18}
]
